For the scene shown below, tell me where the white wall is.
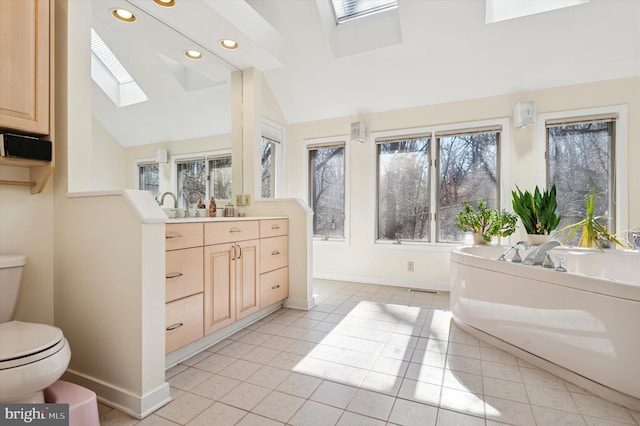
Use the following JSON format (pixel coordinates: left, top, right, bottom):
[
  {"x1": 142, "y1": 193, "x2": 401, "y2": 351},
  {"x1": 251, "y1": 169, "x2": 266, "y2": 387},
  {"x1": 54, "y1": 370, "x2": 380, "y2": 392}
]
[
  {"x1": 0, "y1": 167, "x2": 54, "y2": 324},
  {"x1": 284, "y1": 77, "x2": 640, "y2": 290},
  {"x1": 92, "y1": 117, "x2": 126, "y2": 190}
]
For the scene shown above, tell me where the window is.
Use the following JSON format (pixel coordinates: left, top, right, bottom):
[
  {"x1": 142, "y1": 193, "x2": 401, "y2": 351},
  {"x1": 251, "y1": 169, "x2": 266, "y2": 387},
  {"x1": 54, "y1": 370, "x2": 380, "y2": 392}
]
[
  {"x1": 308, "y1": 143, "x2": 346, "y2": 238},
  {"x1": 437, "y1": 129, "x2": 499, "y2": 242},
  {"x1": 331, "y1": 0, "x2": 398, "y2": 23},
  {"x1": 375, "y1": 122, "x2": 504, "y2": 244},
  {"x1": 547, "y1": 115, "x2": 616, "y2": 239},
  {"x1": 209, "y1": 156, "x2": 232, "y2": 201},
  {"x1": 377, "y1": 137, "x2": 431, "y2": 241},
  {"x1": 261, "y1": 137, "x2": 277, "y2": 199},
  {"x1": 138, "y1": 162, "x2": 160, "y2": 199},
  {"x1": 176, "y1": 153, "x2": 232, "y2": 208},
  {"x1": 177, "y1": 159, "x2": 207, "y2": 208}
]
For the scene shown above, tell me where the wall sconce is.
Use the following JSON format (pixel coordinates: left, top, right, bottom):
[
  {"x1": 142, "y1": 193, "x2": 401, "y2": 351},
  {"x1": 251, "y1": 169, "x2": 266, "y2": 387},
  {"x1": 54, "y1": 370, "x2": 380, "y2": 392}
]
[
  {"x1": 350, "y1": 121, "x2": 367, "y2": 143},
  {"x1": 514, "y1": 101, "x2": 536, "y2": 127}
]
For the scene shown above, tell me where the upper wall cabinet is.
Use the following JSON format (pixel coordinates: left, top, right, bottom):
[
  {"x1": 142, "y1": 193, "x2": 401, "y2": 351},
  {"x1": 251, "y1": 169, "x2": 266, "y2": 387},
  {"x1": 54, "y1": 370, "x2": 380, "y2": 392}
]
[
  {"x1": 0, "y1": 0, "x2": 54, "y2": 194},
  {"x1": 0, "y1": 0, "x2": 51, "y2": 135}
]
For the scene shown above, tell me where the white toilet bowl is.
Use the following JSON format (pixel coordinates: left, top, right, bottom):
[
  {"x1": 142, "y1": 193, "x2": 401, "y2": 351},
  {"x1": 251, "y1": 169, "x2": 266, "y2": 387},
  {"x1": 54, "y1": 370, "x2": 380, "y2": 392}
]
[{"x1": 0, "y1": 255, "x2": 72, "y2": 403}]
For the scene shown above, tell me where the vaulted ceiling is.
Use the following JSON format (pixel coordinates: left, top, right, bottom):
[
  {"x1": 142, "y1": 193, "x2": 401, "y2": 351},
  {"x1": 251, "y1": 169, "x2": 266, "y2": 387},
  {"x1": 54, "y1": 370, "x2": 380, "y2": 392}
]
[{"x1": 92, "y1": 0, "x2": 640, "y2": 147}]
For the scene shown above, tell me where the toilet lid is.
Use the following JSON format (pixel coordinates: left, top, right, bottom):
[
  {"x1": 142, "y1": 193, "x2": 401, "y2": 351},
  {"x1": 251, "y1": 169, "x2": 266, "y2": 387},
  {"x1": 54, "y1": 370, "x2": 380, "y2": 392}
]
[{"x1": 0, "y1": 321, "x2": 64, "y2": 363}]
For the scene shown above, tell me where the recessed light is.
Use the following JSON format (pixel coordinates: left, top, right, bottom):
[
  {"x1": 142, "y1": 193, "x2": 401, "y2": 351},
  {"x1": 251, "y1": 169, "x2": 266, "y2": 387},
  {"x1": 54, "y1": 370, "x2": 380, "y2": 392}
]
[
  {"x1": 219, "y1": 39, "x2": 239, "y2": 50},
  {"x1": 111, "y1": 8, "x2": 136, "y2": 23},
  {"x1": 153, "y1": 0, "x2": 175, "y2": 7},
  {"x1": 185, "y1": 50, "x2": 203, "y2": 60}
]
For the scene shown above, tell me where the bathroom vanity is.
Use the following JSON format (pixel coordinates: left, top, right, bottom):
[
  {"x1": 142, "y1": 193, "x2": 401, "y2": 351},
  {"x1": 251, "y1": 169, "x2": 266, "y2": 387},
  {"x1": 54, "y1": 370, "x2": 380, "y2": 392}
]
[{"x1": 164, "y1": 217, "x2": 288, "y2": 355}]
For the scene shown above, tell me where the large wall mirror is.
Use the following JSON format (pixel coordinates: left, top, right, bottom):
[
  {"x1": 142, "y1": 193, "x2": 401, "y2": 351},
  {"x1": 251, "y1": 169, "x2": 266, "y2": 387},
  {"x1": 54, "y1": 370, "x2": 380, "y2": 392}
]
[{"x1": 91, "y1": 0, "x2": 242, "y2": 207}]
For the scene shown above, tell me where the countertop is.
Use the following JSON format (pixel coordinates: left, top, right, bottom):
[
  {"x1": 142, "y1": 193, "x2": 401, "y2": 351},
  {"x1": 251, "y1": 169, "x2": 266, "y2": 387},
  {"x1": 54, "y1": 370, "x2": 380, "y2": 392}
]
[{"x1": 166, "y1": 216, "x2": 287, "y2": 224}]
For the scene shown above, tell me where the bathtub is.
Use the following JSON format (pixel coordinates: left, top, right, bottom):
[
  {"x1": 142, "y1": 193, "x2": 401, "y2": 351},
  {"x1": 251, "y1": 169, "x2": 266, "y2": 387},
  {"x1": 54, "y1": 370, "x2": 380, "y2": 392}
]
[{"x1": 450, "y1": 245, "x2": 640, "y2": 410}]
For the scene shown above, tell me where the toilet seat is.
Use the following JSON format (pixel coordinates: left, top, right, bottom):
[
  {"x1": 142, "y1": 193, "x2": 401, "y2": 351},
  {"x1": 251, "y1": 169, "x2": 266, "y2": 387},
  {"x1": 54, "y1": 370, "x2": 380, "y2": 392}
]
[{"x1": 0, "y1": 321, "x2": 65, "y2": 369}]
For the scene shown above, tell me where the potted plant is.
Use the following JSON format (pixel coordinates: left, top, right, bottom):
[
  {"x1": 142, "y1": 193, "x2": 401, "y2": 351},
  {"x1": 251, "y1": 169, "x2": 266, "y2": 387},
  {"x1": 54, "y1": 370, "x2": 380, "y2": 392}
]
[
  {"x1": 512, "y1": 184, "x2": 561, "y2": 245},
  {"x1": 556, "y1": 185, "x2": 628, "y2": 250},
  {"x1": 457, "y1": 200, "x2": 517, "y2": 244}
]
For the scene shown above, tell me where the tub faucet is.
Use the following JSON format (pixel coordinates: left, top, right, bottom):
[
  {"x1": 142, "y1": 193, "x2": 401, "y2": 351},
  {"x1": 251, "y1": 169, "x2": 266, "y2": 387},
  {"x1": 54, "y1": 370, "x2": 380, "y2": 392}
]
[
  {"x1": 523, "y1": 240, "x2": 561, "y2": 266},
  {"x1": 159, "y1": 192, "x2": 177, "y2": 209},
  {"x1": 497, "y1": 241, "x2": 530, "y2": 263}
]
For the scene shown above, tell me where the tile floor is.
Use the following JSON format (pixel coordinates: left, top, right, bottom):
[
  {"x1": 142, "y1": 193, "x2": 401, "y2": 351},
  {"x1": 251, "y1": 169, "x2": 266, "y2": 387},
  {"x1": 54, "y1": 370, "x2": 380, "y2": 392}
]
[{"x1": 99, "y1": 280, "x2": 640, "y2": 426}]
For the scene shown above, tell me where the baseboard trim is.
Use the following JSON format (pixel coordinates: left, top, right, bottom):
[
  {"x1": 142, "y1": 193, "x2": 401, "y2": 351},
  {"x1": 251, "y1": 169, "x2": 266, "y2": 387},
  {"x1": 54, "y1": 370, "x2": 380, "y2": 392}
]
[
  {"x1": 313, "y1": 272, "x2": 448, "y2": 292},
  {"x1": 62, "y1": 369, "x2": 171, "y2": 419},
  {"x1": 283, "y1": 295, "x2": 316, "y2": 311}
]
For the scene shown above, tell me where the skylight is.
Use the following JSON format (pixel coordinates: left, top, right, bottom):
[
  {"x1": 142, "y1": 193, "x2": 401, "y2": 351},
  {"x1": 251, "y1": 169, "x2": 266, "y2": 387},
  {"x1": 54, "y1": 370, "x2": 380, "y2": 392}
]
[
  {"x1": 90, "y1": 28, "x2": 148, "y2": 107},
  {"x1": 330, "y1": 0, "x2": 397, "y2": 24},
  {"x1": 486, "y1": 0, "x2": 590, "y2": 24}
]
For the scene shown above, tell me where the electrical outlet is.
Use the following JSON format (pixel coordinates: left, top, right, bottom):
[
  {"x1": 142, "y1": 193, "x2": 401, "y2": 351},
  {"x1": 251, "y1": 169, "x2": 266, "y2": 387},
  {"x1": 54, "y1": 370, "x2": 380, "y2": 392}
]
[
  {"x1": 235, "y1": 194, "x2": 243, "y2": 205},
  {"x1": 408, "y1": 261, "x2": 414, "y2": 272},
  {"x1": 243, "y1": 194, "x2": 251, "y2": 206}
]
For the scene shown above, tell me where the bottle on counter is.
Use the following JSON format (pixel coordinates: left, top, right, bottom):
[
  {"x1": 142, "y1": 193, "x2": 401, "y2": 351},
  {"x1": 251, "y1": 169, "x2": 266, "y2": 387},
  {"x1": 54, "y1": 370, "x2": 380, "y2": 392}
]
[
  {"x1": 209, "y1": 197, "x2": 217, "y2": 217},
  {"x1": 224, "y1": 203, "x2": 234, "y2": 217}
]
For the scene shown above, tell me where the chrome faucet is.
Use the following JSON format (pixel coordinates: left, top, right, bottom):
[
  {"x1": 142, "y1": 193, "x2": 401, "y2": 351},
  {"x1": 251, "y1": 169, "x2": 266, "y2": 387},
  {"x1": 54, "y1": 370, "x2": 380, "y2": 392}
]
[
  {"x1": 159, "y1": 192, "x2": 177, "y2": 209},
  {"x1": 498, "y1": 241, "x2": 530, "y2": 263},
  {"x1": 523, "y1": 240, "x2": 561, "y2": 266},
  {"x1": 185, "y1": 191, "x2": 203, "y2": 217}
]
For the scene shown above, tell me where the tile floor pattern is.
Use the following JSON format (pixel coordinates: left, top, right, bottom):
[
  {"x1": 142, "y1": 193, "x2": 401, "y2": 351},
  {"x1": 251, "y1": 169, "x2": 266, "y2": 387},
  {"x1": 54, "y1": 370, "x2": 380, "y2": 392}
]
[{"x1": 99, "y1": 280, "x2": 640, "y2": 426}]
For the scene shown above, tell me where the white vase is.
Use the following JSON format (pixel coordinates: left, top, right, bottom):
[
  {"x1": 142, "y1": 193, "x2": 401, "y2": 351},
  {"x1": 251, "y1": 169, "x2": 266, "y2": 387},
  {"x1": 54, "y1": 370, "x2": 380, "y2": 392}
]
[
  {"x1": 473, "y1": 233, "x2": 489, "y2": 245},
  {"x1": 526, "y1": 234, "x2": 550, "y2": 246}
]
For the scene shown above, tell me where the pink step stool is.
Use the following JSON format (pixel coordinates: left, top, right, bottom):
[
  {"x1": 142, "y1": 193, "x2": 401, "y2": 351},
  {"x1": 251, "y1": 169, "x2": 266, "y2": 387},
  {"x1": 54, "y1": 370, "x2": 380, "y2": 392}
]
[{"x1": 44, "y1": 380, "x2": 100, "y2": 426}]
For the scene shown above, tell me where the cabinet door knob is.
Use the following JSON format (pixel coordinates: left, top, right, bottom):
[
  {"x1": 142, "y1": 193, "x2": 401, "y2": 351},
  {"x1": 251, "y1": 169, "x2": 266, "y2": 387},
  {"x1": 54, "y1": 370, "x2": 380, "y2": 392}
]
[
  {"x1": 271, "y1": 225, "x2": 280, "y2": 229},
  {"x1": 229, "y1": 227, "x2": 241, "y2": 233},
  {"x1": 271, "y1": 284, "x2": 280, "y2": 289},
  {"x1": 166, "y1": 272, "x2": 184, "y2": 279},
  {"x1": 271, "y1": 250, "x2": 280, "y2": 256},
  {"x1": 166, "y1": 233, "x2": 183, "y2": 239},
  {"x1": 166, "y1": 322, "x2": 184, "y2": 331}
]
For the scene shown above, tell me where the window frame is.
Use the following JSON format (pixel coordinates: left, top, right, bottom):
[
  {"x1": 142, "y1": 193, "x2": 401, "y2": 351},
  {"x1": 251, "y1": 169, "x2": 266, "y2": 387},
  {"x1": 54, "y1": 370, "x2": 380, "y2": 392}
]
[
  {"x1": 371, "y1": 118, "x2": 510, "y2": 249},
  {"x1": 304, "y1": 135, "x2": 351, "y2": 245},
  {"x1": 135, "y1": 157, "x2": 162, "y2": 200},
  {"x1": 535, "y1": 105, "x2": 629, "y2": 234},
  {"x1": 172, "y1": 149, "x2": 232, "y2": 208},
  {"x1": 258, "y1": 118, "x2": 285, "y2": 200}
]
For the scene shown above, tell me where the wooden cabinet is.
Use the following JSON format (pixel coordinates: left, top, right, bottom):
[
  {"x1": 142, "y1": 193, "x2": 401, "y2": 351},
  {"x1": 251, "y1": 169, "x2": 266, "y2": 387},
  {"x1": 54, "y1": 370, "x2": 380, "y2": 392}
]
[
  {"x1": 165, "y1": 294, "x2": 203, "y2": 354},
  {"x1": 204, "y1": 221, "x2": 260, "y2": 333},
  {"x1": 164, "y1": 218, "x2": 288, "y2": 352},
  {"x1": 259, "y1": 219, "x2": 289, "y2": 307},
  {"x1": 0, "y1": 0, "x2": 51, "y2": 134},
  {"x1": 0, "y1": 0, "x2": 54, "y2": 193},
  {"x1": 164, "y1": 223, "x2": 204, "y2": 354}
]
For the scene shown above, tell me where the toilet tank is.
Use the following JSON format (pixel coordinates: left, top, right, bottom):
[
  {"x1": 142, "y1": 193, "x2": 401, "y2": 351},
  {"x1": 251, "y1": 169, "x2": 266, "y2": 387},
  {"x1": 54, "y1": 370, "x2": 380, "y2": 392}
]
[{"x1": 0, "y1": 254, "x2": 27, "y2": 323}]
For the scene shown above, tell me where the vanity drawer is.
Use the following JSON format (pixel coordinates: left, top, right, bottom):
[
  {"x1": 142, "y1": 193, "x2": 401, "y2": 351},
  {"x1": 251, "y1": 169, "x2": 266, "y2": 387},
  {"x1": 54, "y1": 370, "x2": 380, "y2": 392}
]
[
  {"x1": 166, "y1": 247, "x2": 203, "y2": 303},
  {"x1": 204, "y1": 220, "x2": 259, "y2": 245},
  {"x1": 165, "y1": 293, "x2": 203, "y2": 354},
  {"x1": 260, "y1": 267, "x2": 288, "y2": 307},
  {"x1": 166, "y1": 223, "x2": 203, "y2": 250},
  {"x1": 260, "y1": 219, "x2": 288, "y2": 238},
  {"x1": 260, "y1": 236, "x2": 288, "y2": 273}
]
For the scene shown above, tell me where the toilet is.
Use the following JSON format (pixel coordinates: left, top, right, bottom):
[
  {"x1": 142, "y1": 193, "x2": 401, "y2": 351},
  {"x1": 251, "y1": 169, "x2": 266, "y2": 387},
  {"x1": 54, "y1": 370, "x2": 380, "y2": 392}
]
[{"x1": 0, "y1": 254, "x2": 71, "y2": 403}]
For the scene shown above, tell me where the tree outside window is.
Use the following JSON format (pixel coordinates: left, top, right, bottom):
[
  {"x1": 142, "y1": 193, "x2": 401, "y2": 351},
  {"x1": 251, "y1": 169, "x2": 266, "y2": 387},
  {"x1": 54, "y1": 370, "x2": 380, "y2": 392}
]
[
  {"x1": 377, "y1": 138, "x2": 430, "y2": 241},
  {"x1": 376, "y1": 128, "x2": 500, "y2": 243},
  {"x1": 209, "y1": 156, "x2": 232, "y2": 201},
  {"x1": 138, "y1": 162, "x2": 159, "y2": 199},
  {"x1": 547, "y1": 120, "x2": 614, "y2": 242},
  {"x1": 177, "y1": 160, "x2": 207, "y2": 208},
  {"x1": 438, "y1": 132, "x2": 498, "y2": 242},
  {"x1": 261, "y1": 137, "x2": 276, "y2": 199},
  {"x1": 309, "y1": 145, "x2": 345, "y2": 238}
]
